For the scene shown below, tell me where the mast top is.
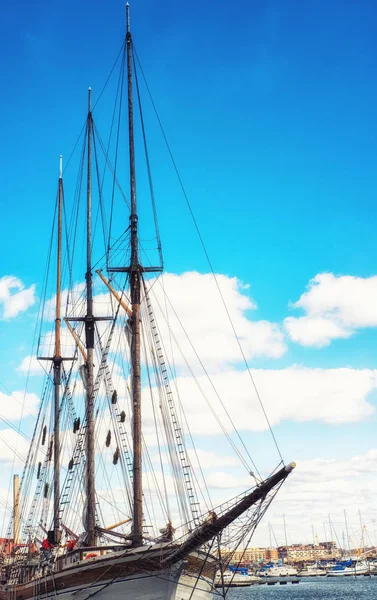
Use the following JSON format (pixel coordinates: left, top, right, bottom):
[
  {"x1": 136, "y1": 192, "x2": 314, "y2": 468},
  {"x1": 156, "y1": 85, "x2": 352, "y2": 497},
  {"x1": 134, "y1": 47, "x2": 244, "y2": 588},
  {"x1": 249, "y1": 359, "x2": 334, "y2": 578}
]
[
  {"x1": 88, "y1": 87, "x2": 92, "y2": 113},
  {"x1": 59, "y1": 155, "x2": 63, "y2": 179},
  {"x1": 126, "y1": 3, "x2": 131, "y2": 34}
]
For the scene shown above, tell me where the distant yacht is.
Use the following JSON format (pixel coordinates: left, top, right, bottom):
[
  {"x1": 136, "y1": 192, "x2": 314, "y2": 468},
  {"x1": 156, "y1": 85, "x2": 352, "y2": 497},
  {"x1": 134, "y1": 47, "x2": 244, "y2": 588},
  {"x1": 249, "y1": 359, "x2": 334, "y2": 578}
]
[
  {"x1": 327, "y1": 558, "x2": 371, "y2": 576},
  {"x1": 215, "y1": 568, "x2": 259, "y2": 588},
  {"x1": 298, "y1": 565, "x2": 326, "y2": 577},
  {"x1": 258, "y1": 564, "x2": 298, "y2": 577}
]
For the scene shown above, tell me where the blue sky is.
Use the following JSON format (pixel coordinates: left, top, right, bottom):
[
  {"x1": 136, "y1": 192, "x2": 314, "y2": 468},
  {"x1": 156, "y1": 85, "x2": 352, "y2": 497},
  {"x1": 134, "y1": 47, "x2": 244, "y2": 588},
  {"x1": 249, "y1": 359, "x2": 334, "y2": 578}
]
[
  {"x1": 2, "y1": 0, "x2": 377, "y2": 310},
  {"x1": 2, "y1": 0, "x2": 377, "y2": 545}
]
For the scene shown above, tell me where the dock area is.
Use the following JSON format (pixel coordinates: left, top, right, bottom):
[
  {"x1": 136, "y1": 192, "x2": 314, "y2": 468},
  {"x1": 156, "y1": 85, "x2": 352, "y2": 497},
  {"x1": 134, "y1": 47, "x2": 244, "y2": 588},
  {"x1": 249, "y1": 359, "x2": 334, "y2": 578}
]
[
  {"x1": 261, "y1": 578, "x2": 300, "y2": 585},
  {"x1": 215, "y1": 577, "x2": 300, "y2": 588}
]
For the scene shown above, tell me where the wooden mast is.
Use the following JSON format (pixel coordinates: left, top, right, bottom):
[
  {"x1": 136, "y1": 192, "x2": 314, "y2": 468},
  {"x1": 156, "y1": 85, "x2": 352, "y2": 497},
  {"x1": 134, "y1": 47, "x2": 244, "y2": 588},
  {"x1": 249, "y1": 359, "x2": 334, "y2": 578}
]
[
  {"x1": 37, "y1": 157, "x2": 77, "y2": 543},
  {"x1": 53, "y1": 155, "x2": 63, "y2": 543},
  {"x1": 126, "y1": 2, "x2": 142, "y2": 548},
  {"x1": 85, "y1": 87, "x2": 96, "y2": 546},
  {"x1": 107, "y1": 0, "x2": 161, "y2": 544}
]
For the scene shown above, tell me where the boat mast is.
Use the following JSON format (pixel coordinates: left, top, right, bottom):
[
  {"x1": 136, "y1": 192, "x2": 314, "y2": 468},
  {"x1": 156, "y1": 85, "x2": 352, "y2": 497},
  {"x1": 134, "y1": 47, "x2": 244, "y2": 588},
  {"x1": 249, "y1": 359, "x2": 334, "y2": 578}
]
[
  {"x1": 126, "y1": 1, "x2": 143, "y2": 548},
  {"x1": 85, "y1": 87, "x2": 96, "y2": 546},
  {"x1": 283, "y1": 514, "x2": 288, "y2": 548},
  {"x1": 13, "y1": 474, "x2": 20, "y2": 547},
  {"x1": 344, "y1": 509, "x2": 350, "y2": 555},
  {"x1": 53, "y1": 156, "x2": 63, "y2": 543}
]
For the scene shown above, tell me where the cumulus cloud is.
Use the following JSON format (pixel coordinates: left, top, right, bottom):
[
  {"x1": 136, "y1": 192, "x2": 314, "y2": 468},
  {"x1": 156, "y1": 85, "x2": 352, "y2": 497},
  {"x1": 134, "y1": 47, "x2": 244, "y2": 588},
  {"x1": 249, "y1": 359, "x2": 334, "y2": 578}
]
[
  {"x1": 284, "y1": 272, "x2": 377, "y2": 347},
  {"x1": 25, "y1": 271, "x2": 285, "y2": 380},
  {"x1": 148, "y1": 271, "x2": 286, "y2": 369},
  {"x1": 200, "y1": 449, "x2": 377, "y2": 547},
  {"x1": 0, "y1": 390, "x2": 40, "y2": 421},
  {"x1": 253, "y1": 449, "x2": 377, "y2": 547},
  {"x1": 169, "y1": 366, "x2": 376, "y2": 436},
  {"x1": 0, "y1": 429, "x2": 30, "y2": 466},
  {"x1": 0, "y1": 275, "x2": 35, "y2": 319},
  {"x1": 284, "y1": 315, "x2": 352, "y2": 347},
  {"x1": 17, "y1": 355, "x2": 45, "y2": 376},
  {"x1": 188, "y1": 449, "x2": 239, "y2": 470}
]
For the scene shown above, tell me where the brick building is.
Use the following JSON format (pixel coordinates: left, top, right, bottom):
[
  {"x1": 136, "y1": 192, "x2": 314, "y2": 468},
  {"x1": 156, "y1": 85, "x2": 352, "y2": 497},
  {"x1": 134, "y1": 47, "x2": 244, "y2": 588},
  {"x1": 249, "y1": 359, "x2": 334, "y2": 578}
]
[{"x1": 278, "y1": 542, "x2": 338, "y2": 563}]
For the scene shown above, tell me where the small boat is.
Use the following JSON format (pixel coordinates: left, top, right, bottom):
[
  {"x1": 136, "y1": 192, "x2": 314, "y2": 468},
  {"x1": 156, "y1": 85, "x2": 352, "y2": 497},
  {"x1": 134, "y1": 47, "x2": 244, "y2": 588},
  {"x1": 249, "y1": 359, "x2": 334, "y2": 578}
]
[
  {"x1": 298, "y1": 565, "x2": 327, "y2": 577},
  {"x1": 215, "y1": 568, "x2": 259, "y2": 588},
  {"x1": 258, "y1": 564, "x2": 298, "y2": 577},
  {"x1": 327, "y1": 558, "x2": 371, "y2": 576}
]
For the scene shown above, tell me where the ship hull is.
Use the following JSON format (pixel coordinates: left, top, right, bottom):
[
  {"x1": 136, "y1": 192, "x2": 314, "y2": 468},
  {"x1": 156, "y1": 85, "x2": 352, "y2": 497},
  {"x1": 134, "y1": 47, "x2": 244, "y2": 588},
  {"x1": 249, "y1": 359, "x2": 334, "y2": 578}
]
[{"x1": 0, "y1": 547, "x2": 216, "y2": 600}]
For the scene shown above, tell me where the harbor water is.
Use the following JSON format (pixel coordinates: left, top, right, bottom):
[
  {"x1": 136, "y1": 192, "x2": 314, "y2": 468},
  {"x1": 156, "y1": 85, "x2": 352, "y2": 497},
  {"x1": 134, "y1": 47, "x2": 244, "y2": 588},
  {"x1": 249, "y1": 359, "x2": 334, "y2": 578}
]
[{"x1": 223, "y1": 577, "x2": 377, "y2": 599}]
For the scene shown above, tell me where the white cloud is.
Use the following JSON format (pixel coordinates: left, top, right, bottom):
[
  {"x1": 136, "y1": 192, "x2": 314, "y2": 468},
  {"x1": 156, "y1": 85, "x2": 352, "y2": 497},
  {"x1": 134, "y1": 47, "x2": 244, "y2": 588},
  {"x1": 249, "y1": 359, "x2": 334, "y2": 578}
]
[
  {"x1": 35, "y1": 272, "x2": 285, "y2": 380},
  {"x1": 284, "y1": 272, "x2": 377, "y2": 347},
  {"x1": 17, "y1": 355, "x2": 45, "y2": 376},
  {"x1": 43, "y1": 282, "x2": 86, "y2": 321},
  {"x1": 0, "y1": 390, "x2": 40, "y2": 421},
  {"x1": 284, "y1": 316, "x2": 352, "y2": 347},
  {"x1": 169, "y1": 366, "x2": 376, "y2": 436},
  {"x1": 0, "y1": 429, "x2": 30, "y2": 466},
  {"x1": 11, "y1": 271, "x2": 377, "y2": 546},
  {"x1": 148, "y1": 271, "x2": 286, "y2": 370},
  {"x1": 0, "y1": 275, "x2": 35, "y2": 319},
  {"x1": 206, "y1": 471, "x2": 251, "y2": 489},
  {"x1": 17, "y1": 327, "x2": 89, "y2": 375},
  {"x1": 197, "y1": 449, "x2": 377, "y2": 547},
  {"x1": 253, "y1": 449, "x2": 377, "y2": 547},
  {"x1": 153, "y1": 449, "x2": 239, "y2": 471},
  {"x1": 188, "y1": 449, "x2": 239, "y2": 470}
]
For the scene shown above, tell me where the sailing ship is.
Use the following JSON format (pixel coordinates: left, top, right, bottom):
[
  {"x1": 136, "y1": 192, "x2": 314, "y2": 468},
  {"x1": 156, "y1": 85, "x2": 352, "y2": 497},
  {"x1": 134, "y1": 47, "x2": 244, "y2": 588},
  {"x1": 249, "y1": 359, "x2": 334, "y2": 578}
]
[{"x1": 0, "y1": 5, "x2": 295, "y2": 599}]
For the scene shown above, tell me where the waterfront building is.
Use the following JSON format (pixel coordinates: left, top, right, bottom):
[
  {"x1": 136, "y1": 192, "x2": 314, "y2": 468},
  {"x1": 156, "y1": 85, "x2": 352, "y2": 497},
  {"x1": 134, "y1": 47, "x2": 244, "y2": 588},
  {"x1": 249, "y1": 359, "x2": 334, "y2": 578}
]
[
  {"x1": 266, "y1": 548, "x2": 279, "y2": 561},
  {"x1": 224, "y1": 540, "x2": 340, "y2": 567},
  {"x1": 278, "y1": 542, "x2": 338, "y2": 563},
  {"x1": 231, "y1": 547, "x2": 268, "y2": 563}
]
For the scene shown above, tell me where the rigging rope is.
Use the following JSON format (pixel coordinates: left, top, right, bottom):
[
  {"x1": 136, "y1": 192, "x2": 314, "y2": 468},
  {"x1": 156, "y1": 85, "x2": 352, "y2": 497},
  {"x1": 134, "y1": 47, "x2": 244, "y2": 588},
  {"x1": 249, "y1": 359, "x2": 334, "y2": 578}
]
[
  {"x1": 147, "y1": 275, "x2": 261, "y2": 478},
  {"x1": 133, "y1": 47, "x2": 163, "y2": 268},
  {"x1": 106, "y1": 46, "x2": 126, "y2": 259},
  {"x1": 133, "y1": 45, "x2": 284, "y2": 465}
]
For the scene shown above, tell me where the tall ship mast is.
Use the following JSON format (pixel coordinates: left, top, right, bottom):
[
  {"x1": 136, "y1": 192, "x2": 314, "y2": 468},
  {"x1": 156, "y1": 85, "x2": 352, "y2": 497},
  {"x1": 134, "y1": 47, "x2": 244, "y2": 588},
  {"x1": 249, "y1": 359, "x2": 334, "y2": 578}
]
[
  {"x1": 127, "y1": 2, "x2": 143, "y2": 545},
  {"x1": 0, "y1": 5, "x2": 294, "y2": 599}
]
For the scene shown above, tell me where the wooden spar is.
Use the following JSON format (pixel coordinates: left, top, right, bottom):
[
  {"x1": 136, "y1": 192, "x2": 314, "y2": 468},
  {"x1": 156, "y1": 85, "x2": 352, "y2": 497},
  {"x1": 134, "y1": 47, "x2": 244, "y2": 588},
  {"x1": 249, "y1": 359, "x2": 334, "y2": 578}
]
[
  {"x1": 85, "y1": 87, "x2": 96, "y2": 546},
  {"x1": 13, "y1": 474, "x2": 20, "y2": 546},
  {"x1": 161, "y1": 462, "x2": 296, "y2": 566},
  {"x1": 105, "y1": 517, "x2": 132, "y2": 531},
  {"x1": 126, "y1": 2, "x2": 143, "y2": 548},
  {"x1": 96, "y1": 270, "x2": 132, "y2": 317},
  {"x1": 64, "y1": 319, "x2": 88, "y2": 362},
  {"x1": 61, "y1": 523, "x2": 79, "y2": 540},
  {"x1": 53, "y1": 155, "x2": 63, "y2": 543}
]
